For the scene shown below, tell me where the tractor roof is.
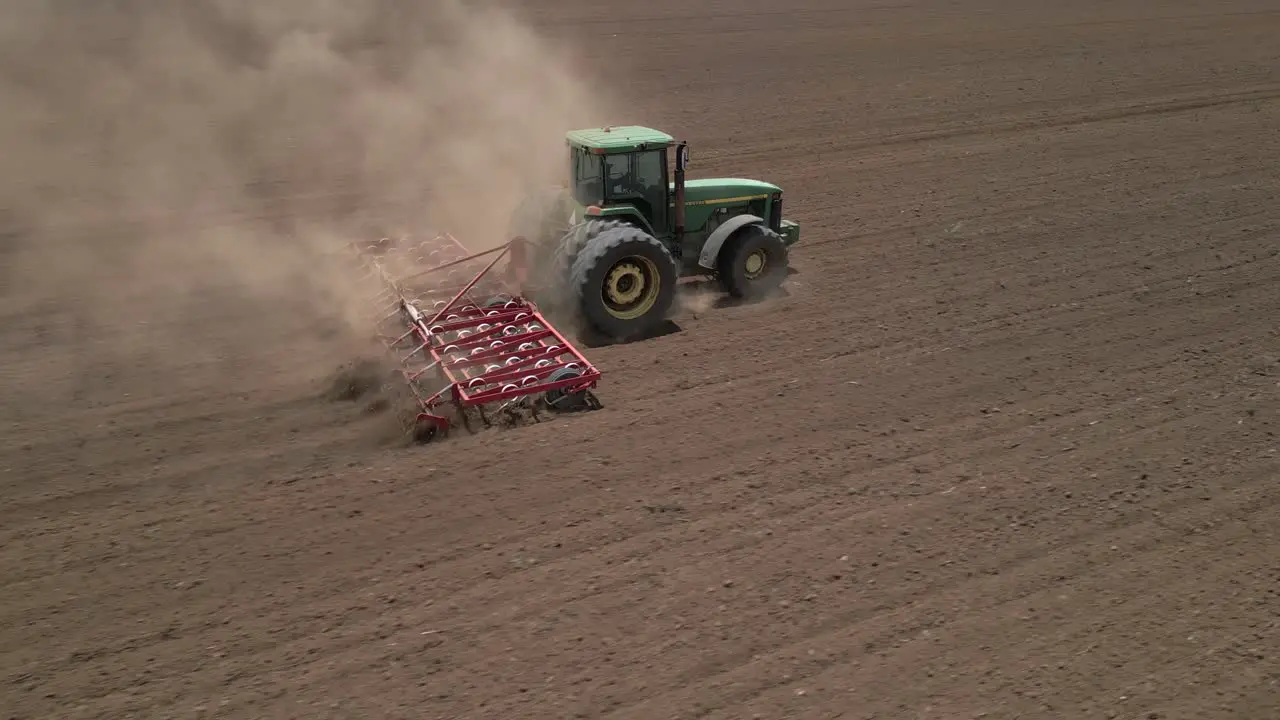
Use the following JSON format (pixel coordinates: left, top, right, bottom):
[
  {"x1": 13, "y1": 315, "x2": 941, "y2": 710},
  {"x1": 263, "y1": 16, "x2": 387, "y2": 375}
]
[{"x1": 565, "y1": 126, "x2": 675, "y2": 153}]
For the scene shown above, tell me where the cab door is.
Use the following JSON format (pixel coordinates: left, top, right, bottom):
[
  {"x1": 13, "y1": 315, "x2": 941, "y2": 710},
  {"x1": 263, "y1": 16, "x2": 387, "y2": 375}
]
[{"x1": 604, "y1": 149, "x2": 669, "y2": 235}]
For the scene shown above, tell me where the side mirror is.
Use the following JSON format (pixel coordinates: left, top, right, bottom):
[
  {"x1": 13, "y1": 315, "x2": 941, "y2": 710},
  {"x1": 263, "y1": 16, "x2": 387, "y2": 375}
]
[{"x1": 676, "y1": 142, "x2": 690, "y2": 172}]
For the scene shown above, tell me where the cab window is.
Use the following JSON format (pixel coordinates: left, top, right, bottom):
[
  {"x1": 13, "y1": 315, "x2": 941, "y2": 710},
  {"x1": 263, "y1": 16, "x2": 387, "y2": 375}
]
[
  {"x1": 603, "y1": 149, "x2": 667, "y2": 226},
  {"x1": 570, "y1": 147, "x2": 602, "y2": 206}
]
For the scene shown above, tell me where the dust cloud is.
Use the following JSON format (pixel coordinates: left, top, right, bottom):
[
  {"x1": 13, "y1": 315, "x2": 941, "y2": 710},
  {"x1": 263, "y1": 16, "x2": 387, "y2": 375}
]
[{"x1": 0, "y1": 0, "x2": 611, "y2": 385}]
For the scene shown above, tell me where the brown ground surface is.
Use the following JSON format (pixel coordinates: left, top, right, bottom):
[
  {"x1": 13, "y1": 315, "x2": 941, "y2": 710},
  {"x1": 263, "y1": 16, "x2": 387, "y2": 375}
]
[{"x1": 3, "y1": 0, "x2": 1280, "y2": 718}]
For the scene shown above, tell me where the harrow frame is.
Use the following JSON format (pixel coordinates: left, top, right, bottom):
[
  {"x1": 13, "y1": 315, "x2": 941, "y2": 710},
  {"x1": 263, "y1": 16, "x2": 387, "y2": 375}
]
[{"x1": 351, "y1": 232, "x2": 602, "y2": 441}]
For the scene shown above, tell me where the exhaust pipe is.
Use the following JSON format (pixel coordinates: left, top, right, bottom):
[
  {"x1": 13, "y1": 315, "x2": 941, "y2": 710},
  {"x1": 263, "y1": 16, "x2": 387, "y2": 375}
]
[{"x1": 674, "y1": 141, "x2": 688, "y2": 240}]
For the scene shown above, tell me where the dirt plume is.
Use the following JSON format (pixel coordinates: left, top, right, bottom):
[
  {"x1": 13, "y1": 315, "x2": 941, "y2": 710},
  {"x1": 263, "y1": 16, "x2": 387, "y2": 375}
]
[
  {"x1": 324, "y1": 357, "x2": 388, "y2": 403},
  {"x1": 0, "y1": 0, "x2": 612, "y2": 390}
]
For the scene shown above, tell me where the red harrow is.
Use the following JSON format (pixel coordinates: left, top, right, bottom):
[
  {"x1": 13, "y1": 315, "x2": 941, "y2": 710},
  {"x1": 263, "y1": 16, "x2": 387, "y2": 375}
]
[{"x1": 348, "y1": 232, "x2": 602, "y2": 442}]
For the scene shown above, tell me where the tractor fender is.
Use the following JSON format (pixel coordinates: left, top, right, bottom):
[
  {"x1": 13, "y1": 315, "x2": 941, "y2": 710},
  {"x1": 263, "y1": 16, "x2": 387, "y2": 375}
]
[
  {"x1": 697, "y1": 214, "x2": 766, "y2": 270},
  {"x1": 593, "y1": 207, "x2": 656, "y2": 237}
]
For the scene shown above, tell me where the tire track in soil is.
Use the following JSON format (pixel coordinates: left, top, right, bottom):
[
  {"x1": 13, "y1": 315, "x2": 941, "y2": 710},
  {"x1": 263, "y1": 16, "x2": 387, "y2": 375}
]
[
  {"x1": 265, "y1": 323, "x2": 1262, "y2": 623},
  {"x1": 604, "y1": 476, "x2": 1279, "y2": 718},
  {"x1": 715, "y1": 545, "x2": 1277, "y2": 719},
  {"x1": 729, "y1": 85, "x2": 1280, "y2": 164},
  {"x1": 24, "y1": 368, "x2": 1264, "y2": 712}
]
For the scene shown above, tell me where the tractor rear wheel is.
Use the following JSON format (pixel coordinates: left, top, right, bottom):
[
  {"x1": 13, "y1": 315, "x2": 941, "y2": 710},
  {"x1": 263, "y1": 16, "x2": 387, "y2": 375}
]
[
  {"x1": 570, "y1": 225, "x2": 677, "y2": 340},
  {"x1": 716, "y1": 224, "x2": 789, "y2": 300},
  {"x1": 552, "y1": 218, "x2": 630, "y2": 278},
  {"x1": 543, "y1": 218, "x2": 634, "y2": 309}
]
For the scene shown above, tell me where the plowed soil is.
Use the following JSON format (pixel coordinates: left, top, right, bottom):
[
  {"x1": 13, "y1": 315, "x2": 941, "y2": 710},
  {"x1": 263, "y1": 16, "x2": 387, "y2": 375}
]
[{"x1": 3, "y1": 0, "x2": 1279, "y2": 718}]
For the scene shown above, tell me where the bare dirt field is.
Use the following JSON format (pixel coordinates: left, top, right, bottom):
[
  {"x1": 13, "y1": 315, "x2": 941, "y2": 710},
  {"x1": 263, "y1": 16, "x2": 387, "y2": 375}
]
[{"x1": 3, "y1": 0, "x2": 1279, "y2": 718}]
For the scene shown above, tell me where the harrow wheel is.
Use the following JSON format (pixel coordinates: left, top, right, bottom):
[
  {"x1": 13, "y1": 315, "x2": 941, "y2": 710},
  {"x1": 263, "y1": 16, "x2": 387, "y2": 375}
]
[
  {"x1": 410, "y1": 416, "x2": 444, "y2": 444},
  {"x1": 570, "y1": 225, "x2": 677, "y2": 340},
  {"x1": 541, "y1": 366, "x2": 599, "y2": 413},
  {"x1": 716, "y1": 224, "x2": 789, "y2": 300}
]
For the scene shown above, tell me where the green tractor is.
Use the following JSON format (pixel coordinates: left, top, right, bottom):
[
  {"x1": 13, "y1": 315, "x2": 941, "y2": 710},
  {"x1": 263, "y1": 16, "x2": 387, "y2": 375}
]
[{"x1": 511, "y1": 125, "x2": 801, "y2": 341}]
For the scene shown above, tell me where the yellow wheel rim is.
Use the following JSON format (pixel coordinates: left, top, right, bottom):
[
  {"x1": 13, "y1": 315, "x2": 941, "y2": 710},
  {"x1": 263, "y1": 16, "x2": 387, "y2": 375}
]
[
  {"x1": 603, "y1": 256, "x2": 661, "y2": 320},
  {"x1": 744, "y1": 249, "x2": 768, "y2": 279}
]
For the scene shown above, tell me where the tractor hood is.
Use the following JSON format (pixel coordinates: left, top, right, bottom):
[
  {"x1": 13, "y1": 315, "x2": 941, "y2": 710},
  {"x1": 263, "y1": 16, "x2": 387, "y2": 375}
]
[
  {"x1": 679, "y1": 178, "x2": 782, "y2": 205},
  {"x1": 548, "y1": 178, "x2": 786, "y2": 232}
]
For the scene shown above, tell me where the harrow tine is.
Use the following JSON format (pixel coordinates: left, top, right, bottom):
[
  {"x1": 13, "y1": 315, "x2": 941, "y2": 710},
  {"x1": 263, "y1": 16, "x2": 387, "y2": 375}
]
[
  {"x1": 381, "y1": 304, "x2": 407, "y2": 323},
  {"x1": 400, "y1": 341, "x2": 429, "y2": 364},
  {"x1": 388, "y1": 327, "x2": 414, "y2": 345},
  {"x1": 406, "y1": 359, "x2": 442, "y2": 382}
]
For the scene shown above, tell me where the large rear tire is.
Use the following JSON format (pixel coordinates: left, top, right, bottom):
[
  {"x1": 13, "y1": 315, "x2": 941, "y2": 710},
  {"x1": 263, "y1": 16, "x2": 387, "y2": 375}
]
[
  {"x1": 570, "y1": 225, "x2": 677, "y2": 340},
  {"x1": 543, "y1": 218, "x2": 633, "y2": 308},
  {"x1": 552, "y1": 218, "x2": 633, "y2": 277}
]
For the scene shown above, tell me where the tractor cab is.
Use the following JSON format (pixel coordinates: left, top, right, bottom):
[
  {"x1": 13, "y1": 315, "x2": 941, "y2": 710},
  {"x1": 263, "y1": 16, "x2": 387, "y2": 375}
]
[{"x1": 567, "y1": 126, "x2": 675, "y2": 237}]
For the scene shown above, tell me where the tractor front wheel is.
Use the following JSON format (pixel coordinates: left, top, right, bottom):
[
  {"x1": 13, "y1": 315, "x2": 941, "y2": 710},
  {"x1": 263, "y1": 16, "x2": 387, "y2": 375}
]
[
  {"x1": 716, "y1": 224, "x2": 789, "y2": 300},
  {"x1": 570, "y1": 226, "x2": 677, "y2": 340}
]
